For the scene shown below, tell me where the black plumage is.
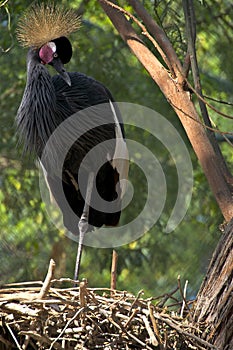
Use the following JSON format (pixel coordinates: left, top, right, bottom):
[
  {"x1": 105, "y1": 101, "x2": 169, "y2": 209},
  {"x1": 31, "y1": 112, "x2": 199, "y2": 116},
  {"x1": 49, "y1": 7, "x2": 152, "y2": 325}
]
[{"x1": 16, "y1": 6, "x2": 128, "y2": 280}]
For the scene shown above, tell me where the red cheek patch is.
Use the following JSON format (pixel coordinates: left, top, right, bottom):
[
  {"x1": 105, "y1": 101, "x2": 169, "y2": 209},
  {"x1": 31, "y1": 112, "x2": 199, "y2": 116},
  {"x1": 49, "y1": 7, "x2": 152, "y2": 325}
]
[{"x1": 39, "y1": 45, "x2": 54, "y2": 64}]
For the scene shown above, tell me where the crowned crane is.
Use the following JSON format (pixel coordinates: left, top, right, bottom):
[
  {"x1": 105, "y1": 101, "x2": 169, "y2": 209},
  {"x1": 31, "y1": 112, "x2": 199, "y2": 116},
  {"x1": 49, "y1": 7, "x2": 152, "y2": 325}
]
[{"x1": 16, "y1": 3, "x2": 128, "y2": 280}]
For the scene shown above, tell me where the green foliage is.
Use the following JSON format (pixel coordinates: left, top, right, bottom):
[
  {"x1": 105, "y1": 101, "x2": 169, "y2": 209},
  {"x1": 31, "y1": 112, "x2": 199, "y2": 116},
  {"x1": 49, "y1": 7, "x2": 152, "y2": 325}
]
[{"x1": 0, "y1": 0, "x2": 232, "y2": 299}]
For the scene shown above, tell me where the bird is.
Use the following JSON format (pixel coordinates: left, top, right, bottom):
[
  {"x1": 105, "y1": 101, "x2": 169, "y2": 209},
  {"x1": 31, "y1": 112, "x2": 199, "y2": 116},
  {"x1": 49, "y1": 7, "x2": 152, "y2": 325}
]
[{"x1": 16, "y1": 3, "x2": 129, "y2": 281}]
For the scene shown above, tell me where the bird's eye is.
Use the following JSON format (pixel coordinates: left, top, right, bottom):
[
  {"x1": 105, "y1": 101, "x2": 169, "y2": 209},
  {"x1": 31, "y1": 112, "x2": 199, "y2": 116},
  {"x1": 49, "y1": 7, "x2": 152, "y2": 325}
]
[{"x1": 53, "y1": 52, "x2": 58, "y2": 58}]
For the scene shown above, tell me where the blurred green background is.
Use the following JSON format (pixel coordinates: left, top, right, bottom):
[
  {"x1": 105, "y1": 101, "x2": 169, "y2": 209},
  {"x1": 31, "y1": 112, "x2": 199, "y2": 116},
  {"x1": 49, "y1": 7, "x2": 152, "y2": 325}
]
[{"x1": 0, "y1": 0, "x2": 232, "y2": 299}]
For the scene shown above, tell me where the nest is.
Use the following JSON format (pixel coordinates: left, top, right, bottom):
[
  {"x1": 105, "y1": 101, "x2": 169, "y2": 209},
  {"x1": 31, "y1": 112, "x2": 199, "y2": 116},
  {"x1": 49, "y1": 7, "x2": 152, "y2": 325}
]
[{"x1": 0, "y1": 260, "x2": 215, "y2": 350}]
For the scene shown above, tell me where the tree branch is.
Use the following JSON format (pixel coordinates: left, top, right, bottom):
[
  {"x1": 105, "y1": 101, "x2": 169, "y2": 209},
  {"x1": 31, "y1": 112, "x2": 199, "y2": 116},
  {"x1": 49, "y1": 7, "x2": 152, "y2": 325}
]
[
  {"x1": 127, "y1": 0, "x2": 184, "y2": 80},
  {"x1": 182, "y1": 0, "x2": 233, "y2": 185},
  {"x1": 98, "y1": 0, "x2": 233, "y2": 221}
]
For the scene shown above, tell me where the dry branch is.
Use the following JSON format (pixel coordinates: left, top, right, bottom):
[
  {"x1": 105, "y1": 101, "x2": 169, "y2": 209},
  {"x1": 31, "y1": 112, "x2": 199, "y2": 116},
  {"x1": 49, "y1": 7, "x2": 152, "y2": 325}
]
[
  {"x1": 111, "y1": 249, "x2": 118, "y2": 292},
  {"x1": 37, "y1": 259, "x2": 56, "y2": 300}
]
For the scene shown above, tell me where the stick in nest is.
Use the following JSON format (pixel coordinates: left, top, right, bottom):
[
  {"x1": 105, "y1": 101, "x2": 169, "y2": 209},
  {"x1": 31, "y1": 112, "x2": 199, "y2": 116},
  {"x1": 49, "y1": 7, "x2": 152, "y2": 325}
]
[
  {"x1": 111, "y1": 249, "x2": 118, "y2": 294},
  {"x1": 37, "y1": 259, "x2": 56, "y2": 300}
]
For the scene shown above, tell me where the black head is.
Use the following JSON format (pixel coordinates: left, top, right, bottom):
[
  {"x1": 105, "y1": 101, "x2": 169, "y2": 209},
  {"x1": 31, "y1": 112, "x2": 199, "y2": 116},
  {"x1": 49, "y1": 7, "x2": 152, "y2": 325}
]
[
  {"x1": 39, "y1": 36, "x2": 72, "y2": 85},
  {"x1": 52, "y1": 36, "x2": 72, "y2": 64}
]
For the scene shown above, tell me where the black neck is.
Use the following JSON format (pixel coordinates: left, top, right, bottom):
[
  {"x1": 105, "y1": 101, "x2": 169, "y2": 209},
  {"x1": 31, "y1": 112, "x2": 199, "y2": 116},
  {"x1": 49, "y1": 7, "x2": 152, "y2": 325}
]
[{"x1": 16, "y1": 48, "x2": 57, "y2": 157}]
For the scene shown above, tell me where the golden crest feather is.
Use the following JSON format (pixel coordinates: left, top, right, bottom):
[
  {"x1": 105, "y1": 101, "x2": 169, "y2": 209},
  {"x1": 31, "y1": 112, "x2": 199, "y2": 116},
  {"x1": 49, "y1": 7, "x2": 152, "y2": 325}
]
[{"x1": 16, "y1": 2, "x2": 80, "y2": 48}]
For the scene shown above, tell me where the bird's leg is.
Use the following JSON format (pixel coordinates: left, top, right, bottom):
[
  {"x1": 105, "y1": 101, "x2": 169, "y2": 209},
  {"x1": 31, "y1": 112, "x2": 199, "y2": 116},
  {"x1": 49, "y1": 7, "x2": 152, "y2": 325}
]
[{"x1": 74, "y1": 171, "x2": 95, "y2": 282}]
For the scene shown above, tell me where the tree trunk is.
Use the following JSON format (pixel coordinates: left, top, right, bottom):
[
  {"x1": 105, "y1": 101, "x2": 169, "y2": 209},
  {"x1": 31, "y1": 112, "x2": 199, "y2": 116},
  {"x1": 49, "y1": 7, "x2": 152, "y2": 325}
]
[{"x1": 194, "y1": 219, "x2": 233, "y2": 349}]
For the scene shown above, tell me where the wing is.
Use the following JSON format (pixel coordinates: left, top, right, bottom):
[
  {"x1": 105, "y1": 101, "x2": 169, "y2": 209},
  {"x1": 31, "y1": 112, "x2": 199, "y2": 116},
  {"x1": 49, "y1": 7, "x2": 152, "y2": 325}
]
[{"x1": 40, "y1": 72, "x2": 128, "y2": 233}]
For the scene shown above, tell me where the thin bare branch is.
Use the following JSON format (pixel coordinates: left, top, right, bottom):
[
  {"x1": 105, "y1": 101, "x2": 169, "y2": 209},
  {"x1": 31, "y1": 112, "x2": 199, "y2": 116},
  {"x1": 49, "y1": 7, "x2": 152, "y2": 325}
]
[
  {"x1": 127, "y1": 0, "x2": 184, "y2": 79},
  {"x1": 97, "y1": 0, "x2": 173, "y2": 74},
  {"x1": 203, "y1": 95, "x2": 233, "y2": 107},
  {"x1": 177, "y1": 276, "x2": 191, "y2": 319},
  {"x1": 183, "y1": 0, "x2": 233, "y2": 182},
  {"x1": 185, "y1": 79, "x2": 233, "y2": 120},
  {"x1": 0, "y1": 2, "x2": 14, "y2": 53},
  {"x1": 111, "y1": 249, "x2": 118, "y2": 293},
  {"x1": 5, "y1": 324, "x2": 23, "y2": 350},
  {"x1": 167, "y1": 97, "x2": 233, "y2": 137}
]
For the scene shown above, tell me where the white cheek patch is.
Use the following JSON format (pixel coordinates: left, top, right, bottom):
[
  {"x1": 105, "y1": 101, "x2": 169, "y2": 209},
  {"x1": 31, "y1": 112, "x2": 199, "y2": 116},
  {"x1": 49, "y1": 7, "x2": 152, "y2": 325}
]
[{"x1": 48, "y1": 41, "x2": 56, "y2": 53}]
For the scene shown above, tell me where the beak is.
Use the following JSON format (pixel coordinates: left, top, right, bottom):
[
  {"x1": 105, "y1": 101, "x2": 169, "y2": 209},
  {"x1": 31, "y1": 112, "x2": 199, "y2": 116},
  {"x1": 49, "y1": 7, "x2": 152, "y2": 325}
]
[{"x1": 51, "y1": 58, "x2": 71, "y2": 86}]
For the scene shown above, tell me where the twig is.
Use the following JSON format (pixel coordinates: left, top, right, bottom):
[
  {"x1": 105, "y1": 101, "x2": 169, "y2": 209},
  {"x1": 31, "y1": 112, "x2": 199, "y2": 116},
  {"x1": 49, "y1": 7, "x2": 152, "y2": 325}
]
[
  {"x1": 203, "y1": 95, "x2": 233, "y2": 106},
  {"x1": 111, "y1": 250, "x2": 118, "y2": 293},
  {"x1": 177, "y1": 276, "x2": 191, "y2": 318},
  {"x1": 157, "y1": 286, "x2": 179, "y2": 308},
  {"x1": 100, "y1": 0, "x2": 173, "y2": 74},
  {"x1": 182, "y1": 0, "x2": 233, "y2": 184},
  {"x1": 127, "y1": 331, "x2": 153, "y2": 349},
  {"x1": 124, "y1": 307, "x2": 139, "y2": 328},
  {"x1": 51, "y1": 277, "x2": 78, "y2": 284},
  {"x1": 142, "y1": 314, "x2": 159, "y2": 346},
  {"x1": 3, "y1": 303, "x2": 39, "y2": 317},
  {"x1": 180, "y1": 279, "x2": 189, "y2": 318},
  {"x1": 48, "y1": 307, "x2": 85, "y2": 350},
  {"x1": 128, "y1": 289, "x2": 144, "y2": 314},
  {"x1": 20, "y1": 331, "x2": 62, "y2": 349},
  {"x1": 79, "y1": 278, "x2": 88, "y2": 307},
  {"x1": 22, "y1": 334, "x2": 30, "y2": 350},
  {"x1": 185, "y1": 79, "x2": 233, "y2": 120},
  {"x1": 37, "y1": 259, "x2": 56, "y2": 299},
  {"x1": 6, "y1": 324, "x2": 23, "y2": 350},
  {"x1": 108, "y1": 315, "x2": 123, "y2": 330},
  {"x1": 127, "y1": 0, "x2": 183, "y2": 78},
  {"x1": 148, "y1": 302, "x2": 163, "y2": 345},
  {"x1": 168, "y1": 98, "x2": 233, "y2": 136},
  {"x1": 152, "y1": 312, "x2": 217, "y2": 349}
]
